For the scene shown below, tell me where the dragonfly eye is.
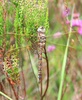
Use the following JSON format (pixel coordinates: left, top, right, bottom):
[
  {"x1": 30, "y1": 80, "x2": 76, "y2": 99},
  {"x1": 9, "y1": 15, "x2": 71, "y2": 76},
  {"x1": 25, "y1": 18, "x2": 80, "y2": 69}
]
[
  {"x1": 37, "y1": 26, "x2": 45, "y2": 33},
  {"x1": 41, "y1": 26, "x2": 44, "y2": 29}
]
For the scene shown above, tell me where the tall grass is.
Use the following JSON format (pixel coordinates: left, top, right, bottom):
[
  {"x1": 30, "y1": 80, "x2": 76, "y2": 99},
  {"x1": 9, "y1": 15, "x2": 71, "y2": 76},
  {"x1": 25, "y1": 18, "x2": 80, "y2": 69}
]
[
  {"x1": 57, "y1": 4, "x2": 75, "y2": 100},
  {"x1": 0, "y1": 92, "x2": 12, "y2": 100}
]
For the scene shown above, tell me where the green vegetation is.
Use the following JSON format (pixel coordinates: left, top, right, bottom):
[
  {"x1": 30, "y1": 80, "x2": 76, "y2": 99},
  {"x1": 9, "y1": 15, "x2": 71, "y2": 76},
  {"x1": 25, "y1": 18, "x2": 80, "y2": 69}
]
[{"x1": 0, "y1": 0, "x2": 82, "y2": 100}]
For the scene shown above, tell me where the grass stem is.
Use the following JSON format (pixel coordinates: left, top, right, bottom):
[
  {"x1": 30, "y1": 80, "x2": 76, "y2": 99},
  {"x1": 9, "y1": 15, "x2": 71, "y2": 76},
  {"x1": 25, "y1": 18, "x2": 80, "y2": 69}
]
[{"x1": 57, "y1": 4, "x2": 75, "y2": 100}]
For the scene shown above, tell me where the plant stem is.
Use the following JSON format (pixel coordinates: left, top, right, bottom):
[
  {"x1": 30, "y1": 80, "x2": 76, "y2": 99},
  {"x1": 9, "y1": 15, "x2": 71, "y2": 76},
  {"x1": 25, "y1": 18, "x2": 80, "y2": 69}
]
[
  {"x1": 57, "y1": 4, "x2": 75, "y2": 100},
  {"x1": 0, "y1": 91, "x2": 13, "y2": 100}
]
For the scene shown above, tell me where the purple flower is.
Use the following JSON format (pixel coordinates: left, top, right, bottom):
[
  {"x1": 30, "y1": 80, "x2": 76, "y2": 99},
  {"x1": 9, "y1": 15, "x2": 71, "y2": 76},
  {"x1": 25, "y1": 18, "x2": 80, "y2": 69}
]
[
  {"x1": 78, "y1": 20, "x2": 82, "y2": 27},
  {"x1": 73, "y1": 13, "x2": 80, "y2": 19},
  {"x1": 66, "y1": 20, "x2": 70, "y2": 24},
  {"x1": 78, "y1": 27, "x2": 82, "y2": 35},
  {"x1": 72, "y1": 19, "x2": 82, "y2": 35},
  {"x1": 62, "y1": 8, "x2": 70, "y2": 17},
  {"x1": 47, "y1": 45, "x2": 56, "y2": 52},
  {"x1": 72, "y1": 19, "x2": 82, "y2": 27},
  {"x1": 53, "y1": 32, "x2": 62, "y2": 38},
  {"x1": 66, "y1": 14, "x2": 82, "y2": 35}
]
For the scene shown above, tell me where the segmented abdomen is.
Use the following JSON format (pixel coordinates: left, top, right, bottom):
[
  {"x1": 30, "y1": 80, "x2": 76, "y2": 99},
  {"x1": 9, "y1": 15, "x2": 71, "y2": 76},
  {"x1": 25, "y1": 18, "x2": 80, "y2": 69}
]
[{"x1": 37, "y1": 26, "x2": 46, "y2": 83}]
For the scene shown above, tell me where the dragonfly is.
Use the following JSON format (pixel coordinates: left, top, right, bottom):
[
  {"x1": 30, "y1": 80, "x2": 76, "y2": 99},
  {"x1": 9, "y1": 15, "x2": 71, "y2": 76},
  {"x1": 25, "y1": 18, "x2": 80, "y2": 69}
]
[{"x1": 0, "y1": 26, "x2": 82, "y2": 100}]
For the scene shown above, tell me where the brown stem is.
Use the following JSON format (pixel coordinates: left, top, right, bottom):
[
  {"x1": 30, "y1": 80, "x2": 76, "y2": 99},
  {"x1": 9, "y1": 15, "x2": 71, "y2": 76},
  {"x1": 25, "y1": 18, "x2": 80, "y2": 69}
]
[
  {"x1": 0, "y1": 82, "x2": 6, "y2": 94},
  {"x1": 20, "y1": 53, "x2": 26, "y2": 98},
  {"x1": 21, "y1": 69, "x2": 26, "y2": 98},
  {"x1": 42, "y1": 46, "x2": 49, "y2": 99},
  {"x1": 40, "y1": 79, "x2": 43, "y2": 100},
  {"x1": 6, "y1": 73, "x2": 19, "y2": 100}
]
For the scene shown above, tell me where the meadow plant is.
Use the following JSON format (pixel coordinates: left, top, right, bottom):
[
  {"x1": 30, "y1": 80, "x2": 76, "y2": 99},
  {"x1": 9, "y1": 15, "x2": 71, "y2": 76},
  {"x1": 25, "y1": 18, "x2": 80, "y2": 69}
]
[
  {"x1": 0, "y1": 0, "x2": 82, "y2": 100},
  {"x1": 0, "y1": 0, "x2": 49, "y2": 100},
  {"x1": 0, "y1": 3, "x2": 4, "y2": 45},
  {"x1": 66, "y1": 12, "x2": 82, "y2": 35},
  {"x1": 53, "y1": 32, "x2": 62, "y2": 38},
  {"x1": 47, "y1": 45, "x2": 56, "y2": 52}
]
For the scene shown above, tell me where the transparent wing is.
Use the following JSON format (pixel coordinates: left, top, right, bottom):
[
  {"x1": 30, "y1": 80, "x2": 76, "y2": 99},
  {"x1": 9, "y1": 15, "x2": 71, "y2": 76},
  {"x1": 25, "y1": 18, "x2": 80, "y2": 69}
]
[
  {"x1": 45, "y1": 32, "x2": 82, "y2": 99},
  {"x1": 0, "y1": 33, "x2": 41, "y2": 100},
  {"x1": 0, "y1": 31, "x2": 82, "y2": 100}
]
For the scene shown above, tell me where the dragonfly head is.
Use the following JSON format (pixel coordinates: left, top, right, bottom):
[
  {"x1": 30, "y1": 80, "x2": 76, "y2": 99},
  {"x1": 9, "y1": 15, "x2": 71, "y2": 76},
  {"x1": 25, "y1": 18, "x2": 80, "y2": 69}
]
[{"x1": 37, "y1": 26, "x2": 45, "y2": 33}]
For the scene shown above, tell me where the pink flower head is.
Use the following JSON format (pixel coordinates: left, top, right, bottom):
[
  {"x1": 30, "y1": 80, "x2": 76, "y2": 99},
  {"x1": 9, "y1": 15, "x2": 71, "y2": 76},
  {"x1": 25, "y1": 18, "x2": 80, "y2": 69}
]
[
  {"x1": 66, "y1": 18, "x2": 82, "y2": 27},
  {"x1": 73, "y1": 13, "x2": 80, "y2": 19},
  {"x1": 62, "y1": 8, "x2": 70, "y2": 17},
  {"x1": 53, "y1": 32, "x2": 62, "y2": 38},
  {"x1": 72, "y1": 19, "x2": 81, "y2": 27},
  {"x1": 47, "y1": 45, "x2": 56, "y2": 52},
  {"x1": 78, "y1": 27, "x2": 82, "y2": 35},
  {"x1": 72, "y1": 19, "x2": 82, "y2": 35},
  {"x1": 78, "y1": 20, "x2": 82, "y2": 27},
  {"x1": 66, "y1": 20, "x2": 70, "y2": 24},
  {"x1": 65, "y1": 12, "x2": 82, "y2": 36}
]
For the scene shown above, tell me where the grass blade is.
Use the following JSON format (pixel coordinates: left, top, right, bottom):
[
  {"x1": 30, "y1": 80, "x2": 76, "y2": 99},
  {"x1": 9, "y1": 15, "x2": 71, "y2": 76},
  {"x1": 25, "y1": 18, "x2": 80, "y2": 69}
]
[
  {"x1": 0, "y1": 91, "x2": 13, "y2": 100},
  {"x1": 57, "y1": 4, "x2": 75, "y2": 100}
]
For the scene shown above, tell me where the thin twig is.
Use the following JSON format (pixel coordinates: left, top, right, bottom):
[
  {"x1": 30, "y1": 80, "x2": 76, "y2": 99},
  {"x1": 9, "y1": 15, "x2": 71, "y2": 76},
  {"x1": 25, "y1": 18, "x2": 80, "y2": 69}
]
[
  {"x1": 21, "y1": 67, "x2": 26, "y2": 98},
  {"x1": 0, "y1": 91, "x2": 13, "y2": 100},
  {"x1": 19, "y1": 51, "x2": 26, "y2": 99},
  {"x1": 27, "y1": 50, "x2": 40, "y2": 96},
  {"x1": 6, "y1": 73, "x2": 19, "y2": 100},
  {"x1": 57, "y1": 4, "x2": 75, "y2": 100},
  {"x1": 42, "y1": 46, "x2": 49, "y2": 99}
]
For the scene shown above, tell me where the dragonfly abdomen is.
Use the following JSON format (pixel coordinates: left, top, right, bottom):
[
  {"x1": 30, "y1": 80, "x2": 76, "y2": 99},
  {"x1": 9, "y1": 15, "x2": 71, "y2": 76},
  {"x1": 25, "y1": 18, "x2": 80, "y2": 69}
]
[{"x1": 37, "y1": 26, "x2": 46, "y2": 83}]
